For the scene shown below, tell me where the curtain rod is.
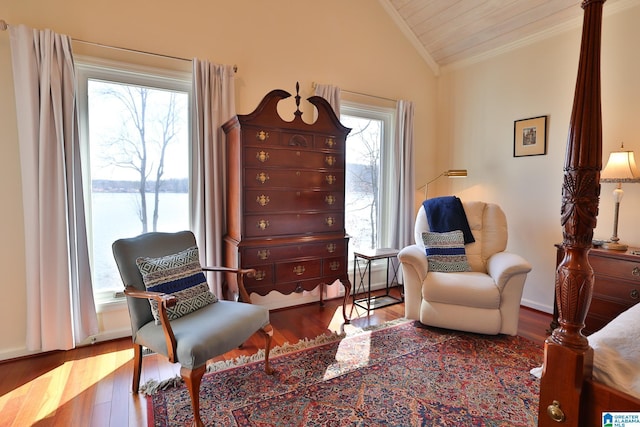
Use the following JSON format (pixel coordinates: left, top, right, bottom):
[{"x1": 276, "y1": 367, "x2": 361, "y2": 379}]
[
  {"x1": 312, "y1": 81, "x2": 396, "y2": 103},
  {"x1": 0, "y1": 19, "x2": 237, "y2": 73}
]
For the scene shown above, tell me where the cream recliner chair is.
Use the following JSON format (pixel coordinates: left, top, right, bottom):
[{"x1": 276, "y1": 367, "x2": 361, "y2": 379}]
[{"x1": 398, "y1": 200, "x2": 532, "y2": 335}]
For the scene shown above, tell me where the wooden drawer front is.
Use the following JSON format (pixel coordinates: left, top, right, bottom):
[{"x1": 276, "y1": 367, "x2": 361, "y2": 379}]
[
  {"x1": 593, "y1": 275, "x2": 640, "y2": 305},
  {"x1": 244, "y1": 147, "x2": 344, "y2": 169},
  {"x1": 244, "y1": 190, "x2": 344, "y2": 213},
  {"x1": 589, "y1": 254, "x2": 640, "y2": 282},
  {"x1": 322, "y1": 256, "x2": 346, "y2": 276},
  {"x1": 241, "y1": 240, "x2": 347, "y2": 264},
  {"x1": 242, "y1": 127, "x2": 282, "y2": 146},
  {"x1": 243, "y1": 129, "x2": 318, "y2": 149},
  {"x1": 276, "y1": 259, "x2": 322, "y2": 283},
  {"x1": 242, "y1": 265, "x2": 274, "y2": 287},
  {"x1": 586, "y1": 297, "x2": 636, "y2": 334},
  {"x1": 246, "y1": 277, "x2": 327, "y2": 297},
  {"x1": 245, "y1": 168, "x2": 344, "y2": 189},
  {"x1": 244, "y1": 213, "x2": 344, "y2": 238}
]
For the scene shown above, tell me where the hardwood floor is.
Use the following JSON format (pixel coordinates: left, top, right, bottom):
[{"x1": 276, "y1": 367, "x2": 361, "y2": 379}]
[{"x1": 0, "y1": 290, "x2": 551, "y2": 427}]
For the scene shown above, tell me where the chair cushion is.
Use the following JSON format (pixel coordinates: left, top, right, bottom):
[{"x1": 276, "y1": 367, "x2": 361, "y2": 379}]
[
  {"x1": 423, "y1": 271, "x2": 500, "y2": 309},
  {"x1": 135, "y1": 300, "x2": 270, "y2": 369},
  {"x1": 136, "y1": 246, "x2": 217, "y2": 323},
  {"x1": 422, "y1": 230, "x2": 471, "y2": 272}
]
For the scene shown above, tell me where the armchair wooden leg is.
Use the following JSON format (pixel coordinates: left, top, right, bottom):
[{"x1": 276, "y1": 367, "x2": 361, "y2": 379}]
[
  {"x1": 181, "y1": 365, "x2": 206, "y2": 427},
  {"x1": 131, "y1": 344, "x2": 143, "y2": 393},
  {"x1": 260, "y1": 323, "x2": 274, "y2": 375}
]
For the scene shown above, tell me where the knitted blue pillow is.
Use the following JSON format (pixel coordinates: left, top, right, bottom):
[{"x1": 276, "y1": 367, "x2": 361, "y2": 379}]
[
  {"x1": 422, "y1": 230, "x2": 471, "y2": 273},
  {"x1": 136, "y1": 246, "x2": 217, "y2": 323}
]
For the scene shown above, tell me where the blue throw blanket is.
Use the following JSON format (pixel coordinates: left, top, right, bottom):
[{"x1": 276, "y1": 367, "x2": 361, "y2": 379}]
[{"x1": 422, "y1": 196, "x2": 475, "y2": 244}]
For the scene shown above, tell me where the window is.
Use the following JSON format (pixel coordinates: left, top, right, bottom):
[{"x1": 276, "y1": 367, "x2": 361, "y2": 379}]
[
  {"x1": 341, "y1": 102, "x2": 395, "y2": 255},
  {"x1": 77, "y1": 59, "x2": 192, "y2": 303}
]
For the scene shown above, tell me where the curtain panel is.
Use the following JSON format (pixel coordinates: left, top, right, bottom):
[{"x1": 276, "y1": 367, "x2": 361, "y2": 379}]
[
  {"x1": 313, "y1": 83, "x2": 341, "y2": 117},
  {"x1": 390, "y1": 100, "x2": 415, "y2": 249},
  {"x1": 10, "y1": 24, "x2": 98, "y2": 351},
  {"x1": 191, "y1": 60, "x2": 236, "y2": 298}
]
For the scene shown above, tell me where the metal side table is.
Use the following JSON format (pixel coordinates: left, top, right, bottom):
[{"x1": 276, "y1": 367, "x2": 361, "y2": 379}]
[{"x1": 352, "y1": 248, "x2": 403, "y2": 312}]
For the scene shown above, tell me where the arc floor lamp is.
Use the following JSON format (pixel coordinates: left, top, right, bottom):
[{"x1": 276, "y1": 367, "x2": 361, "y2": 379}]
[{"x1": 420, "y1": 169, "x2": 467, "y2": 200}]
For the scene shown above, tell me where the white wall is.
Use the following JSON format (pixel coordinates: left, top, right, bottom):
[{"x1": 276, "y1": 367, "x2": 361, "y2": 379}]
[
  {"x1": 0, "y1": 0, "x2": 438, "y2": 359},
  {"x1": 435, "y1": 3, "x2": 640, "y2": 313}
]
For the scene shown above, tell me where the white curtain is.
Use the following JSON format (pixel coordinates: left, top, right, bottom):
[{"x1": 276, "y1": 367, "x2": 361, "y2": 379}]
[
  {"x1": 10, "y1": 25, "x2": 98, "y2": 351},
  {"x1": 191, "y1": 59, "x2": 236, "y2": 298},
  {"x1": 386, "y1": 100, "x2": 415, "y2": 249},
  {"x1": 313, "y1": 83, "x2": 341, "y2": 117}
]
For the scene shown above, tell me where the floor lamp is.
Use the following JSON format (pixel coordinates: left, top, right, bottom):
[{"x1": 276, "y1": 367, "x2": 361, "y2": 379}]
[
  {"x1": 600, "y1": 143, "x2": 640, "y2": 251},
  {"x1": 420, "y1": 169, "x2": 467, "y2": 200}
]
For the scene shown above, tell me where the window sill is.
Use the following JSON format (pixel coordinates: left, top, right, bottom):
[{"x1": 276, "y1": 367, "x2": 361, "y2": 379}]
[{"x1": 96, "y1": 297, "x2": 127, "y2": 313}]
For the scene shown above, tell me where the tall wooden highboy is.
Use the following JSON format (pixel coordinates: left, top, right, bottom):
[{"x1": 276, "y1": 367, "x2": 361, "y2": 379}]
[{"x1": 223, "y1": 86, "x2": 352, "y2": 322}]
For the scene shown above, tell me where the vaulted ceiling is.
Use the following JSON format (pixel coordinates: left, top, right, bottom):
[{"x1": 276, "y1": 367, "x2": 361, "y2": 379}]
[{"x1": 380, "y1": 0, "x2": 629, "y2": 74}]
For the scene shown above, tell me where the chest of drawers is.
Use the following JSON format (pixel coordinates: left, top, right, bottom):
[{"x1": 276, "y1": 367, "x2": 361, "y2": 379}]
[
  {"x1": 553, "y1": 245, "x2": 640, "y2": 334},
  {"x1": 223, "y1": 87, "x2": 351, "y2": 319}
]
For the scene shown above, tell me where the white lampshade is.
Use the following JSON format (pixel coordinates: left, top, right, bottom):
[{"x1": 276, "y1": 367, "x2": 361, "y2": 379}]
[{"x1": 601, "y1": 148, "x2": 640, "y2": 182}]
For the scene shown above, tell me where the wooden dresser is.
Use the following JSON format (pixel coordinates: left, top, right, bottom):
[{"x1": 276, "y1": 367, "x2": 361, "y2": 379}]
[
  {"x1": 223, "y1": 86, "x2": 352, "y2": 321},
  {"x1": 552, "y1": 245, "x2": 640, "y2": 334}
]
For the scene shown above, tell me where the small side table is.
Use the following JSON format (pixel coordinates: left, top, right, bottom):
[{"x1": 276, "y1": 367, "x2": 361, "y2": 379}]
[{"x1": 352, "y1": 248, "x2": 403, "y2": 312}]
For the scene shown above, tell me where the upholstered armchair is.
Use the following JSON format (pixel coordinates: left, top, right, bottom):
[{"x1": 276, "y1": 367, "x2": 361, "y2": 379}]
[
  {"x1": 398, "y1": 200, "x2": 532, "y2": 335},
  {"x1": 113, "y1": 231, "x2": 273, "y2": 427}
]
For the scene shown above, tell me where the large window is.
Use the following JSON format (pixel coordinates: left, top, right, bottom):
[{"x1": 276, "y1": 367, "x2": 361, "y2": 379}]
[
  {"x1": 77, "y1": 60, "x2": 192, "y2": 303},
  {"x1": 341, "y1": 103, "x2": 395, "y2": 254}
]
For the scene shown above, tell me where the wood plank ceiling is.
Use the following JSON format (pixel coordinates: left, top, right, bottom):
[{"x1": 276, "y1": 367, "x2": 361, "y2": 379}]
[{"x1": 385, "y1": 0, "x2": 623, "y2": 69}]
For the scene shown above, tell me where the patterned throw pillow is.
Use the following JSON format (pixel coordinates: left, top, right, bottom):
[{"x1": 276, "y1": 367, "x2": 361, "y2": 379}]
[
  {"x1": 136, "y1": 246, "x2": 217, "y2": 323},
  {"x1": 422, "y1": 230, "x2": 472, "y2": 273}
]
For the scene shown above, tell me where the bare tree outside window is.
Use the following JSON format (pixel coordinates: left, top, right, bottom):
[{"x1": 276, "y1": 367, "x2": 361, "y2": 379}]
[
  {"x1": 89, "y1": 81, "x2": 187, "y2": 233},
  {"x1": 342, "y1": 114, "x2": 382, "y2": 251},
  {"x1": 84, "y1": 78, "x2": 190, "y2": 295}
]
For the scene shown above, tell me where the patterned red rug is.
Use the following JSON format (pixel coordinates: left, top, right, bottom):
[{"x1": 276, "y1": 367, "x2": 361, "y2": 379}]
[{"x1": 146, "y1": 320, "x2": 542, "y2": 426}]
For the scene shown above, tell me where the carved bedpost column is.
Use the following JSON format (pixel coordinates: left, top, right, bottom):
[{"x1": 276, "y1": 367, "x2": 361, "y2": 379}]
[{"x1": 538, "y1": 0, "x2": 605, "y2": 425}]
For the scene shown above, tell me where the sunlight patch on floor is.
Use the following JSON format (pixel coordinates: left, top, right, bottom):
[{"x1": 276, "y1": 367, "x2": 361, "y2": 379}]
[{"x1": 28, "y1": 348, "x2": 131, "y2": 424}]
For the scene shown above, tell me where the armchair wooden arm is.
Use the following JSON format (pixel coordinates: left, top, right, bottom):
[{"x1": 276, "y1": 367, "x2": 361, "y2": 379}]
[
  {"x1": 202, "y1": 266, "x2": 257, "y2": 304},
  {"x1": 124, "y1": 286, "x2": 179, "y2": 362}
]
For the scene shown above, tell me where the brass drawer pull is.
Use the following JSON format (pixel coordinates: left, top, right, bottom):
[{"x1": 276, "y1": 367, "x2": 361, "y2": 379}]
[
  {"x1": 257, "y1": 219, "x2": 269, "y2": 230},
  {"x1": 257, "y1": 249, "x2": 270, "y2": 260},
  {"x1": 633, "y1": 266, "x2": 640, "y2": 277},
  {"x1": 325, "y1": 175, "x2": 336, "y2": 185},
  {"x1": 253, "y1": 270, "x2": 266, "y2": 281},
  {"x1": 256, "y1": 194, "x2": 270, "y2": 206},
  {"x1": 631, "y1": 289, "x2": 639, "y2": 300},
  {"x1": 325, "y1": 155, "x2": 336, "y2": 166},
  {"x1": 293, "y1": 265, "x2": 306, "y2": 276},
  {"x1": 256, "y1": 172, "x2": 269, "y2": 184},
  {"x1": 329, "y1": 261, "x2": 340, "y2": 271},
  {"x1": 326, "y1": 243, "x2": 337, "y2": 253},
  {"x1": 256, "y1": 151, "x2": 269, "y2": 162},
  {"x1": 325, "y1": 195, "x2": 336, "y2": 205},
  {"x1": 325, "y1": 217, "x2": 335, "y2": 227},
  {"x1": 256, "y1": 130, "x2": 269, "y2": 141},
  {"x1": 325, "y1": 137, "x2": 336, "y2": 148}
]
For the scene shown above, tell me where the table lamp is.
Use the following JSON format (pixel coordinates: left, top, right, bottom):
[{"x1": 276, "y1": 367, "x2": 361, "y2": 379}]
[{"x1": 600, "y1": 143, "x2": 640, "y2": 250}]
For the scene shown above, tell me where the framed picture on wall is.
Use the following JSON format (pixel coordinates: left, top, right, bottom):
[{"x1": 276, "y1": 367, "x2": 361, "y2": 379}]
[{"x1": 514, "y1": 115, "x2": 547, "y2": 157}]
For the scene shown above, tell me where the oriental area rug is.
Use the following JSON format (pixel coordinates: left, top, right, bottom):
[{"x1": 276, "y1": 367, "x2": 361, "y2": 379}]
[{"x1": 145, "y1": 319, "x2": 542, "y2": 426}]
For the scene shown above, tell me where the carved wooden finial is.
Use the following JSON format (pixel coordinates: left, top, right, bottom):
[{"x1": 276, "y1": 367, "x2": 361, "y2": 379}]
[{"x1": 294, "y1": 82, "x2": 302, "y2": 117}]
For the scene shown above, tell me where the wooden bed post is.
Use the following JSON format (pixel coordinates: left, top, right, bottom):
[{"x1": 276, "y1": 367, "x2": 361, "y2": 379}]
[{"x1": 538, "y1": 0, "x2": 605, "y2": 426}]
